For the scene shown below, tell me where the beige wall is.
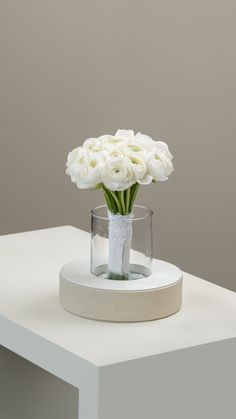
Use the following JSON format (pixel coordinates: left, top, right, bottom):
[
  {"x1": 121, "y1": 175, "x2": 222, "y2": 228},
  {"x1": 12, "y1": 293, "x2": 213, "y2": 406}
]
[{"x1": 1, "y1": 1, "x2": 235, "y2": 290}]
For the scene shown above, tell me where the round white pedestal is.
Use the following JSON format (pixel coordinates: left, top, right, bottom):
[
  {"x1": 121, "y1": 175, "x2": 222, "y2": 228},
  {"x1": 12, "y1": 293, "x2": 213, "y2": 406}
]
[{"x1": 59, "y1": 259, "x2": 183, "y2": 322}]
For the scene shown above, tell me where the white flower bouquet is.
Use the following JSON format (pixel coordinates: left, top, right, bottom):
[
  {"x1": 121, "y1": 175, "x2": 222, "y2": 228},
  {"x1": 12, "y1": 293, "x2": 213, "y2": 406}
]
[{"x1": 66, "y1": 129, "x2": 174, "y2": 280}]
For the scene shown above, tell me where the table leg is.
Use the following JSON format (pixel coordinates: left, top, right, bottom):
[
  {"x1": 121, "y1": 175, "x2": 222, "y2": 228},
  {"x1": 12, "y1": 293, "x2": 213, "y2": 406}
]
[
  {"x1": 78, "y1": 370, "x2": 99, "y2": 419},
  {"x1": 98, "y1": 338, "x2": 236, "y2": 419}
]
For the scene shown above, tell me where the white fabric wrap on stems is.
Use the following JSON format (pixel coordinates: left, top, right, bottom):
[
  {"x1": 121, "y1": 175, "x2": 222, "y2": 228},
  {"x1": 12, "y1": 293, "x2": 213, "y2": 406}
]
[{"x1": 108, "y1": 211, "x2": 133, "y2": 278}]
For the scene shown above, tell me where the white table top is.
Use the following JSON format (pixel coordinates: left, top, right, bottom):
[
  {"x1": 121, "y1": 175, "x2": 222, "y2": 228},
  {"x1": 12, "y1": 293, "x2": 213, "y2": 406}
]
[{"x1": 0, "y1": 226, "x2": 236, "y2": 370}]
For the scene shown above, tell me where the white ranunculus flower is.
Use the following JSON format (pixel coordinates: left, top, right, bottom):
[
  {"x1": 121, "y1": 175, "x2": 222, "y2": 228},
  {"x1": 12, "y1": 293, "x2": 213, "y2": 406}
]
[
  {"x1": 147, "y1": 150, "x2": 174, "y2": 182},
  {"x1": 154, "y1": 141, "x2": 173, "y2": 160},
  {"x1": 122, "y1": 141, "x2": 146, "y2": 156},
  {"x1": 66, "y1": 147, "x2": 102, "y2": 189},
  {"x1": 66, "y1": 130, "x2": 174, "y2": 191},
  {"x1": 96, "y1": 134, "x2": 112, "y2": 146},
  {"x1": 83, "y1": 137, "x2": 109, "y2": 159},
  {"x1": 102, "y1": 155, "x2": 135, "y2": 191},
  {"x1": 96, "y1": 134, "x2": 126, "y2": 154},
  {"x1": 66, "y1": 147, "x2": 88, "y2": 183},
  {"x1": 135, "y1": 132, "x2": 156, "y2": 151},
  {"x1": 79, "y1": 153, "x2": 103, "y2": 189},
  {"x1": 115, "y1": 129, "x2": 135, "y2": 140},
  {"x1": 128, "y1": 154, "x2": 153, "y2": 185},
  {"x1": 135, "y1": 133, "x2": 173, "y2": 159},
  {"x1": 83, "y1": 137, "x2": 97, "y2": 151},
  {"x1": 109, "y1": 150, "x2": 124, "y2": 158}
]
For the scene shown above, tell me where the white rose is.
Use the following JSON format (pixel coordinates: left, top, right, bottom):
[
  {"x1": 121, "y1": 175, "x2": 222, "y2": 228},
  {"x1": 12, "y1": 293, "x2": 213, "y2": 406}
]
[
  {"x1": 147, "y1": 150, "x2": 174, "y2": 182},
  {"x1": 66, "y1": 130, "x2": 174, "y2": 192},
  {"x1": 102, "y1": 155, "x2": 135, "y2": 191}
]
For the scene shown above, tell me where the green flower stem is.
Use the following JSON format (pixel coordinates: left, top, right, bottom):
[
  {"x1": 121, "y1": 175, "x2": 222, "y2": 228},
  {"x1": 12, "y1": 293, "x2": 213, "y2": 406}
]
[
  {"x1": 129, "y1": 183, "x2": 139, "y2": 213},
  {"x1": 102, "y1": 186, "x2": 117, "y2": 213},
  {"x1": 110, "y1": 191, "x2": 122, "y2": 214},
  {"x1": 118, "y1": 191, "x2": 126, "y2": 215},
  {"x1": 102, "y1": 184, "x2": 140, "y2": 280},
  {"x1": 102, "y1": 183, "x2": 140, "y2": 216},
  {"x1": 102, "y1": 186, "x2": 112, "y2": 211},
  {"x1": 125, "y1": 187, "x2": 130, "y2": 213}
]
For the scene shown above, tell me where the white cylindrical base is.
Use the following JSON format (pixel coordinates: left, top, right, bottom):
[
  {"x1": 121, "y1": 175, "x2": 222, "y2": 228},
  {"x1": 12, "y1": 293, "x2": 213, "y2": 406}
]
[{"x1": 59, "y1": 259, "x2": 183, "y2": 322}]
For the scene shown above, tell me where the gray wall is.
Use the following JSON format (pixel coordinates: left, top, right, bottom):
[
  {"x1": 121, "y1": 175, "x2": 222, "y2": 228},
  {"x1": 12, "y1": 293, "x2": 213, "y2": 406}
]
[
  {"x1": 1, "y1": 1, "x2": 235, "y2": 291},
  {"x1": 0, "y1": 345, "x2": 78, "y2": 419}
]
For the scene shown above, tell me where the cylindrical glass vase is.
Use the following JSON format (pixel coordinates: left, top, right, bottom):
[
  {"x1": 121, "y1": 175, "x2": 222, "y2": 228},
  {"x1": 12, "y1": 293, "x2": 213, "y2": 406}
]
[{"x1": 90, "y1": 205, "x2": 153, "y2": 280}]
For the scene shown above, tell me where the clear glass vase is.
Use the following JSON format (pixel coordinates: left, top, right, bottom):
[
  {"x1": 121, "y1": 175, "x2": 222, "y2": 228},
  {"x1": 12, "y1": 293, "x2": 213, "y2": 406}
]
[{"x1": 90, "y1": 205, "x2": 153, "y2": 280}]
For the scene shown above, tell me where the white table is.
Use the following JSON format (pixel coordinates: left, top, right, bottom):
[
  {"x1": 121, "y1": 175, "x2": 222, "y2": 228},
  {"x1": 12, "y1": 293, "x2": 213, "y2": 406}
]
[{"x1": 0, "y1": 226, "x2": 236, "y2": 419}]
